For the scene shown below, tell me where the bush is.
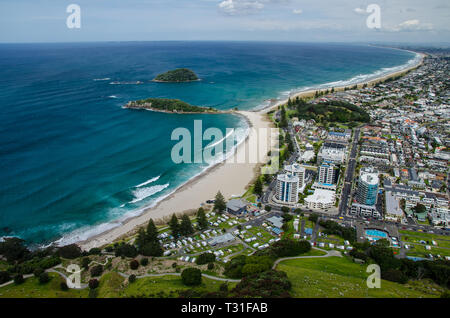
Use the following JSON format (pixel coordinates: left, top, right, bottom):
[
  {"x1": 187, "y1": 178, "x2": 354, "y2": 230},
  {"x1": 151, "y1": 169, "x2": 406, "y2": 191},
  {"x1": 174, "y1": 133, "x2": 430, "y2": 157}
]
[
  {"x1": 88, "y1": 248, "x2": 101, "y2": 255},
  {"x1": 88, "y1": 289, "x2": 98, "y2": 298},
  {"x1": 14, "y1": 274, "x2": 24, "y2": 285},
  {"x1": 207, "y1": 263, "x2": 214, "y2": 270},
  {"x1": 33, "y1": 267, "x2": 44, "y2": 278},
  {"x1": 265, "y1": 205, "x2": 272, "y2": 212},
  {"x1": 231, "y1": 270, "x2": 291, "y2": 298},
  {"x1": 39, "y1": 272, "x2": 50, "y2": 284},
  {"x1": 57, "y1": 244, "x2": 82, "y2": 259},
  {"x1": 281, "y1": 206, "x2": 289, "y2": 213},
  {"x1": 181, "y1": 268, "x2": 202, "y2": 286},
  {"x1": 90, "y1": 265, "x2": 103, "y2": 277},
  {"x1": 172, "y1": 262, "x2": 177, "y2": 268},
  {"x1": 241, "y1": 263, "x2": 268, "y2": 276},
  {"x1": 0, "y1": 271, "x2": 11, "y2": 284},
  {"x1": 88, "y1": 278, "x2": 99, "y2": 289},
  {"x1": 269, "y1": 239, "x2": 311, "y2": 257},
  {"x1": 81, "y1": 257, "x2": 90, "y2": 270},
  {"x1": 129, "y1": 274, "x2": 136, "y2": 283},
  {"x1": 129, "y1": 259, "x2": 139, "y2": 270},
  {"x1": 140, "y1": 258, "x2": 149, "y2": 266},
  {"x1": 114, "y1": 243, "x2": 138, "y2": 258},
  {"x1": 60, "y1": 282, "x2": 69, "y2": 291},
  {"x1": 381, "y1": 269, "x2": 409, "y2": 284},
  {"x1": 196, "y1": 253, "x2": 216, "y2": 265}
]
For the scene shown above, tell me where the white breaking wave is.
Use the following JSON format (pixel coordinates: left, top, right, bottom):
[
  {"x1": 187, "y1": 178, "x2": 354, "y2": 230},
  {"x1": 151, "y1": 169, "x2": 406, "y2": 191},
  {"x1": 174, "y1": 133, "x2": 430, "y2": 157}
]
[
  {"x1": 108, "y1": 95, "x2": 118, "y2": 99},
  {"x1": 93, "y1": 78, "x2": 111, "y2": 81},
  {"x1": 130, "y1": 183, "x2": 169, "y2": 204},
  {"x1": 135, "y1": 175, "x2": 161, "y2": 188}
]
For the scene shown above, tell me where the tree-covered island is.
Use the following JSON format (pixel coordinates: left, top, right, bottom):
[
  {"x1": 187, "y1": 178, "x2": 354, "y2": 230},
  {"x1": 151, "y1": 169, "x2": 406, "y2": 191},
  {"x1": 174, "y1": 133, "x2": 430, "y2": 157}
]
[
  {"x1": 153, "y1": 68, "x2": 199, "y2": 82},
  {"x1": 124, "y1": 98, "x2": 220, "y2": 113}
]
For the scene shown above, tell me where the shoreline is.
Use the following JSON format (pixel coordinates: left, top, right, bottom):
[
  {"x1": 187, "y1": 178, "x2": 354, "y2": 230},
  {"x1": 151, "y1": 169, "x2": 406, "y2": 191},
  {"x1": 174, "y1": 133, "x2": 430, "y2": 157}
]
[{"x1": 76, "y1": 51, "x2": 425, "y2": 251}]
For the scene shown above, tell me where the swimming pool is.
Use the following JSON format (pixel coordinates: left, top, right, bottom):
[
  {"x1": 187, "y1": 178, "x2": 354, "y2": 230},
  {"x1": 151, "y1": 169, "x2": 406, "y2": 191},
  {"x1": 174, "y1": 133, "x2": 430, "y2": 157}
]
[{"x1": 365, "y1": 229, "x2": 388, "y2": 240}]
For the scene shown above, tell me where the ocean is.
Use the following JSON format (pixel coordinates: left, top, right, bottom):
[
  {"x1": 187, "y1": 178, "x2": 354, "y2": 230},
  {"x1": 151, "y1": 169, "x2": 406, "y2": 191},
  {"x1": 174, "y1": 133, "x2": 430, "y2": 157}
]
[{"x1": 0, "y1": 41, "x2": 418, "y2": 247}]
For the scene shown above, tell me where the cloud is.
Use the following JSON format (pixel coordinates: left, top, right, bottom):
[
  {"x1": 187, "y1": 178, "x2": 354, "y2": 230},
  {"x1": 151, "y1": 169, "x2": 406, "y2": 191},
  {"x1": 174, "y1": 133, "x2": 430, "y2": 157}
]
[
  {"x1": 292, "y1": 9, "x2": 302, "y2": 15},
  {"x1": 386, "y1": 19, "x2": 433, "y2": 32},
  {"x1": 218, "y1": 0, "x2": 265, "y2": 15}
]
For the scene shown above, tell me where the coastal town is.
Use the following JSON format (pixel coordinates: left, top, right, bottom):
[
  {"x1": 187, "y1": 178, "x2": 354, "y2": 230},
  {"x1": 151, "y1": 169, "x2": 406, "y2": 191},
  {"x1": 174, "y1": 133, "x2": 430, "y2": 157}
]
[{"x1": 1, "y1": 49, "x2": 449, "y2": 299}]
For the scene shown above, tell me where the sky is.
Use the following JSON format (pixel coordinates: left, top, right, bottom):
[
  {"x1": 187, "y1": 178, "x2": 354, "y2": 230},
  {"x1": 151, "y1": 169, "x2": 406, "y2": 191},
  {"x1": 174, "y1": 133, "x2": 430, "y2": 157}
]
[{"x1": 0, "y1": 0, "x2": 449, "y2": 43}]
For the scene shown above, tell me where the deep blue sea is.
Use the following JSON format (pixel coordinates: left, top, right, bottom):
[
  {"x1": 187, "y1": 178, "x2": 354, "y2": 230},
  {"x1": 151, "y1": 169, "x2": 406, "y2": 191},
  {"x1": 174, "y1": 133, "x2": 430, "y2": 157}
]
[{"x1": 0, "y1": 42, "x2": 417, "y2": 247}]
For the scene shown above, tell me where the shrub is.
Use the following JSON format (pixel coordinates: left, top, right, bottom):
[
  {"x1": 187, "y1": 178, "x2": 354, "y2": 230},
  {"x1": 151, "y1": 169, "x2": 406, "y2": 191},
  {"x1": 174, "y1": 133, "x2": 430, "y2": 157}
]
[
  {"x1": 172, "y1": 262, "x2": 177, "y2": 268},
  {"x1": 114, "y1": 243, "x2": 138, "y2": 258},
  {"x1": 265, "y1": 205, "x2": 272, "y2": 212},
  {"x1": 57, "y1": 244, "x2": 82, "y2": 259},
  {"x1": 241, "y1": 263, "x2": 268, "y2": 276},
  {"x1": 181, "y1": 268, "x2": 202, "y2": 286},
  {"x1": 90, "y1": 265, "x2": 103, "y2": 277},
  {"x1": 196, "y1": 253, "x2": 216, "y2": 265},
  {"x1": 33, "y1": 267, "x2": 44, "y2": 278},
  {"x1": 88, "y1": 278, "x2": 99, "y2": 289},
  {"x1": 231, "y1": 270, "x2": 291, "y2": 298},
  {"x1": 88, "y1": 248, "x2": 101, "y2": 255},
  {"x1": 0, "y1": 271, "x2": 11, "y2": 284},
  {"x1": 140, "y1": 258, "x2": 149, "y2": 266},
  {"x1": 269, "y1": 239, "x2": 311, "y2": 257},
  {"x1": 130, "y1": 259, "x2": 139, "y2": 270},
  {"x1": 219, "y1": 283, "x2": 228, "y2": 293},
  {"x1": 39, "y1": 272, "x2": 50, "y2": 284},
  {"x1": 13, "y1": 274, "x2": 24, "y2": 285},
  {"x1": 129, "y1": 274, "x2": 136, "y2": 283},
  {"x1": 381, "y1": 269, "x2": 409, "y2": 284},
  {"x1": 60, "y1": 282, "x2": 69, "y2": 291},
  {"x1": 207, "y1": 263, "x2": 214, "y2": 270},
  {"x1": 0, "y1": 237, "x2": 30, "y2": 263},
  {"x1": 281, "y1": 206, "x2": 289, "y2": 213},
  {"x1": 81, "y1": 257, "x2": 90, "y2": 270}
]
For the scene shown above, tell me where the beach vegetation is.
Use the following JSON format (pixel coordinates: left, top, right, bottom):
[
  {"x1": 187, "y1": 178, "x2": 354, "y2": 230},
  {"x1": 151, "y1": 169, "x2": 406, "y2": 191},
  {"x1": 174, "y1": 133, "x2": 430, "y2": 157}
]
[
  {"x1": 180, "y1": 215, "x2": 195, "y2": 236},
  {"x1": 140, "y1": 241, "x2": 163, "y2": 257},
  {"x1": 181, "y1": 268, "x2": 202, "y2": 286},
  {"x1": 57, "y1": 244, "x2": 82, "y2": 260},
  {"x1": 196, "y1": 208, "x2": 208, "y2": 230},
  {"x1": 154, "y1": 68, "x2": 199, "y2": 82},
  {"x1": 213, "y1": 191, "x2": 226, "y2": 214},
  {"x1": 169, "y1": 214, "x2": 181, "y2": 238},
  {"x1": 114, "y1": 243, "x2": 138, "y2": 258}
]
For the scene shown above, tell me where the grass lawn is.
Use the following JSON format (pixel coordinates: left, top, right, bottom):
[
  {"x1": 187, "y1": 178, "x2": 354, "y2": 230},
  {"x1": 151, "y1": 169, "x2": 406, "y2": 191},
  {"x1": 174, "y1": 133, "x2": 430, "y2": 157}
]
[
  {"x1": 277, "y1": 256, "x2": 445, "y2": 298},
  {"x1": 117, "y1": 274, "x2": 235, "y2": 298},
  {"x1": 400, "y1": 230, "x2": 450, "y2": 249},
  {"x1": 0, "y1": 273, "x2": 88, "y2": 298}
]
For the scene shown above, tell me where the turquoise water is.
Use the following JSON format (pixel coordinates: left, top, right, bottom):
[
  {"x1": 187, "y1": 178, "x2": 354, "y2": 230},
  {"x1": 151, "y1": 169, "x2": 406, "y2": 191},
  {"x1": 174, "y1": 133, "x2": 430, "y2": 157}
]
[
  {"x1": 365, "y1": 229, "x2": 389, "y2": 240},
  {"x1": 0, "y1": 42, "x2": 417, "y2": 247}
]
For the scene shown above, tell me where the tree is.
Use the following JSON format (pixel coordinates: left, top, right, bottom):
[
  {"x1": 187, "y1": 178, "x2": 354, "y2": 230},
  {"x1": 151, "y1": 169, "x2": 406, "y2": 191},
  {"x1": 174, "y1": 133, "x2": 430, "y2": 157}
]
[
  {"x1": 141, "y1": 241, "x2": 163, "y2": 257},
  {"x1": 129, "y1": 259, "x2": 139, "y2": 270},
  {"x1": 88, "y1": 279, "x2": 99, "y2": 289},
  {"x1": 214, "y1": 191, "x2": 226, "y2": 214},
  {"x1": 115, "y1": 243, "x2": 138, "y2": 258},
  {"x1": 196, "y1": 253, "x2": 216, "y2": 265},
  {"x1": 308, "y1": 213, "x2": 319, "y2": 223},
  {"x1": 281, "y1": 206, "x2": 289, "y2": 213},
  {"x1": 39, "y1": 272, "x2": 50, "y2": 284},
  {"x1": 57, "y1": 244, "x2": 82, "y2": 260},
  {"x1": 0, "y1": 237, "x2": 30, "y2": 263},
  {"x1": 129, "y1": 274, "x2": 136, "y2": 283},
  {"x1": 90, "y1": 265, "x2": 103, "y2": 277},
  {"x1": 414, "y1": 203, "x2": 426, "y2": 215},
  {"x1": 146, "y1": 219, "x2": 158, "y2": 242},
  {"x1": 254, "y1": 178, "x2": 263, "y2": 196},
  {"x1": 0, "y1": 271, "x2": 11, "y2": 284},
  {"x1": 197, "y1": 208, "x2": 208, "y2": 230},
  {"x1": 136, "y1": 228, "x2": 147, "y2": 252},
  {"x1": 265, "y1": 205, "x2": 272, "y2": 212},
  {"x1": 140, "y1": 258, "x2": 149, "y2": 266},
  {"x1": 180, "y1": 215, "x2": 194, "y2": 236},
  {"x1": 181, "y1": 268, "x2": 202, "y2": 286},
  {"x1": 169, "y1": 214, "x2": 180, "y2": 238},
  {"x1": 14, "y1": 274, "x2": 24, "y2": 285}
]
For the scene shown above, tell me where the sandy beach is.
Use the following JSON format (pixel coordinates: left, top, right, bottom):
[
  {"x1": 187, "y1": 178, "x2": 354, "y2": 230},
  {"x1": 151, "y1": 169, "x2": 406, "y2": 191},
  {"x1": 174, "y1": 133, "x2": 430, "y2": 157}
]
[
  {"x1": 79, "y1": 110, "x2": 276, "y2": 250},
  {"x1": 78, "y1": 52, "x2": 425, "y2": 251}
]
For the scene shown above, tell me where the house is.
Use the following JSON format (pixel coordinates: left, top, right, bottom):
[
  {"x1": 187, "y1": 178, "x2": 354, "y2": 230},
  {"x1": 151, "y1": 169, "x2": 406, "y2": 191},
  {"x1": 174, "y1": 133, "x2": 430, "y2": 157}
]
[{"x1": 226, "y1": 199, "x2": 247, "y2": 215}]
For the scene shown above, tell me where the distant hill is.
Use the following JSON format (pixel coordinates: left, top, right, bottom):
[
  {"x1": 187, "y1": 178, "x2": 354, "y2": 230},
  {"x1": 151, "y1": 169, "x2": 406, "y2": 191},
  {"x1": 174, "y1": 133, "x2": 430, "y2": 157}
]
[{"x1": 153, "y1": 68, "x2": 199, "y2": 82}]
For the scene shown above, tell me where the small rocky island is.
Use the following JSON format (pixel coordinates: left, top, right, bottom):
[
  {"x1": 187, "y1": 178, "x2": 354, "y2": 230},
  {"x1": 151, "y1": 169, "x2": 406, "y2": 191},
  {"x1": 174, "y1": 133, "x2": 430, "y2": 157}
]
[
  {"x1": 125, "y1": 98, "x2": 220, "y2": 113},
  {"x1": 153, "y1": 68, "x2": 199, "y2": 82}
]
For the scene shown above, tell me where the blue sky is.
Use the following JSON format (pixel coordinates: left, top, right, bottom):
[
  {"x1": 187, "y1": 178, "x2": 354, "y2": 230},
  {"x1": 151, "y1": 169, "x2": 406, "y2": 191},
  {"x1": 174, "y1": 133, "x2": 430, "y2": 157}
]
[{"x1": 0, "y1": 0, "x2": 449, "y2": 43}]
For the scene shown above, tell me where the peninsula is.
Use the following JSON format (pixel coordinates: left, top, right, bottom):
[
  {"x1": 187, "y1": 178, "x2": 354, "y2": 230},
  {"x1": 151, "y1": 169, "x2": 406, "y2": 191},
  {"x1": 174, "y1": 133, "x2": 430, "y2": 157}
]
[
  {"x1": 153, "y1": 68, "x2": 199, "y2": 82},
  {"x1": 124, "y1": 98, "x2": 219, "y2": 113}
]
